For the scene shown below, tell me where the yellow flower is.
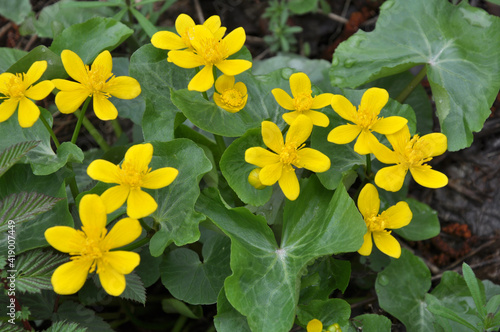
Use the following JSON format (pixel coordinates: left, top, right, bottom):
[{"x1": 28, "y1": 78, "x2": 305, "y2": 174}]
[
  {"x1": 213, "y1": 75, "x2": 247, "y2": 113},
  {"x1": 248, "y1": 168, "x2": 266, "y2": 190},
  {"x1": 87, "y1": 143, "x2": 178, "y2": 219},
  {"x1": 272, "y1": 72, "x2": 333, "y2": 127},
  {"x1": 357, "y1": 183, "x2": 412, "y2": 258},
  {"x1": 371, "y1": 125, "x2": 448, "y2": 192},
  {"x1": 168, "y1": 25, "x2": 252, "y2": 92},
  {"x1": 44, "y1": 194, "x2": 141, "y2": 296},
  {"x1": 52, "y1": 50, "x2": 141, "y2": 121},
  {"x1": 0, "y1": 61, "x2": 54, "y2": 128},
  {"x1": 327, "y1": 88, "x2": 407, "y2": 155},
  {"x1": 151, "y1": 14, "x2": 226, "y2": 52},
  {"x1": 245, "y1": 115, "x2": 330, "y2": 200},
  {"x1": 307, "y1": 319, "x2": 323, "y2": 332}
]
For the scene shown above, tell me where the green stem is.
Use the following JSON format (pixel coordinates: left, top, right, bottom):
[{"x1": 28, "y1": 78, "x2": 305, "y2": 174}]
[
  {"x1": 214, "y1": 134, "x2": 226, "y2": 155},
  {"x1": 365, "y1": 154, "x2": 372, "y2": 179},
  {"x1": 115, "y1": 236, "x2": 151, "y2": 251},
  {"x1": 125, "y1": 0, "x2": 134, "y2": 23},
  {"x1": 171, "y1": 315, "x2": 188, "y2": 332},
  {"x1": 71, "y1": 98, "x2": 91, "y2": 144},
  {"x1": 139, "y1": 218, "x2": 152, "y2": 233},
  {"x1": 396, "y1": 66, "x2": 427, "y2": 104},
  {"x1": 65, "y1": 163, "x2": 80, "y2": 202},
  {"x1": 111, "y1": 119, "x2": 123, "y2": 138},
  {"x1": 39, "y1": 113, "x2": 60, "y2": 148},
  {"x1": 73, "y1": 111, "x2": 111, "y2": 151}
]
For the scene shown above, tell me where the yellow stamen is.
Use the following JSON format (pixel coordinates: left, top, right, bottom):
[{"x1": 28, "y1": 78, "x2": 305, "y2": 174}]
[
  {"x1": 398, "y1": 134, "x2": 433, "y2": 168},
  {"x1": 365, "y1": 214, "x2": 387, "y2": 232},
  {"x1": 280, "y1": 142, "x2": 300, "y2": 165},
  {"x1": 356, "y1": 107, "x2": 380, "y2": 130},
  {"x1": 293, "y1": 92, "x2": 313, "y2": 112},
  {"x1": 5, "y1": 74, "x2": 26, "y2": 100},
  {"x1": 221, "y1": 88, "x2": 244, "y2": 108},
  {"x1": 86, "y1": 64, "x2": 113, "y2": 97},
  {"x1": 119, "y1": 161, "x2": 151, "y2": 189}
]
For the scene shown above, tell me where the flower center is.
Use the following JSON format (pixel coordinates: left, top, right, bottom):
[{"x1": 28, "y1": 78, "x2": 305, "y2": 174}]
[
  {"x1": 365, "y1": 214, "x2": 387, "y2": 232},
  {"x1": 399, "y1": 135, "x2": 432, "y2": 168},
  {"x1": 221, "y1": 88, "x2": 244, "y2": 107},
  {"x1": 188, "y1": 28, "x2": 226, "y2": 65},
  {"x1": 356, "y1": 107, "x2": 380, "y2": 130},
  {"x1": 87, "y1": 64, "x2": 113, "y2": 96},
  {"x1": 70, "y1": 229, "x2": 108, "y2": 273},
  {"x1": 5, "y1": 74, "x2": 26, "y2": 100},
  {"x1": 280, "y1": 142, "x2": 300, "y2": 166},
  {"x1": 293, "y1": 92, "x2": 313, "y2": 112},
  {"x1": 119, "y1": 161, "x2": 150, "y2": 189}
]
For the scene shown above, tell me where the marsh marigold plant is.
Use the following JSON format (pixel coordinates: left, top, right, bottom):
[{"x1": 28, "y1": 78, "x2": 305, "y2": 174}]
[
  {"x1": 44, "y1": 194, "x2": 141, "y2": 296},
  {"x1": 87, "y1": 143, "x2": 179, "y2": 219},
  {"x1": 52, "y1": 50, "x2": 141, "y2": 120},
  {"x1": 245, "y1": 115, "x2": 330, "y2": 200},
  {"x1": 0, "y1": 60, "x2": 54, "y2": 127}
]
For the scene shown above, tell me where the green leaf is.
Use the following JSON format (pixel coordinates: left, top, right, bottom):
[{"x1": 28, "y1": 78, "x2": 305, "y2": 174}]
[
  {"x1": 161, "y1": 298, "x2": 203, "y2": 319},
  {"x1": 394, "y1": 198, "x2": 440, "y2": 241},
  {"x1": 120, "y1": 272, "x2": 146, "y2": 305},
  {"x1": 486, "y1": 294, "x2": 500, "y2": 316},
  {"x1": 7, "y1": 46, "x2": 66, "y2": 81},
  {"x1": 296, "y1": 299, "x2": 351, "y2": 331},
  {"x1": 52, "y1": 301, "x2": 113, "y2": 331},
  {"x1": 0, "y1": 192, "x2": 63, "y2": 232},
  {"x1": 12, "y1": 249, "x2": 68, "y2": 294},
  {"x1": 0, "y1": 164, "x2": 73, "y2": 254},
  {"x1": 288, "y1": 0, "x2": 318, "y2": 15},
  {"x1": 160, "y1": 228, "x2": 231, "y2": 304},
  {"x1": 21, "y1": 290, "x2": 56, "y2": 320},
  {"x1": 148, "y1": 139, "x2": 212, "y2": 256},
  {"x1": 462, "y1": 263, "x2": 487, "y2": 318},
  {"x1": 44, "y1": 321, "x2": 88, "y2": 332},
  {"x1": 214, "y1": 289, "x2": 252, "y2": 332},
  {"x1": 0, "y1": 0, "x2": 31, "y2": 24},
  {"x1": 426, "y1": 293, "x2": 482, "y2": 332},
  {"x1": 330, "y1": 0, "x2": 500, "y2": 151},
  {"x1": 135, "y1": 245, "x2": 162, "y2": 287},
  {"x1": 130, "y1": 7, "x2": 158, "y2": 38},
  {"x1": 220, "y1": 128, "x2": 273, "y2": 206},
  {"x1": 129, "y1": 44, "x2": 194, "y2": 142},
  {"x1": 0, "y1": 48, "x2": 28, "y2": 73},
  {"x1": 375, "y1": 249, "x2": 434, "y2": 332},
  {"x1": 30, "y1": 142, "x2": 84, "y2": 176},
  {"x1": 0, "y1": 141, "x2": 39, "y2": 177},
  {"x1": 50, "y1": 17, "x2": 133, "y2": 64},
  {"x1": 196, "y1": 177, "x2": 365, "y2": 332},
  {"x1": 351, "y1": 314, "x2": 392, "y2": 332}
]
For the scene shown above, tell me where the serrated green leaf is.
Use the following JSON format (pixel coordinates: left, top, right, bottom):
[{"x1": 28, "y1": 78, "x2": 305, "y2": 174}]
[
  {"x1": 296, "y1": 299, "x2": 351, "y2": 331},
  {"x1": 52, "y1": 301, "x2": 113, "y2": 331},
  {"x1": 148, "y1": 139, "x2": 212, "y2": 256},
  {"x1": 0, "y1": 48, "x2": 28, "y2": 73},
  {"x1": 394, "y1": 198, "x2": 440, "y2": 241},
  {"x1": 0, "y1": 0, "x2": 31, "y2": 24},
  {"x1": 330, "y1": 0, "x2": 500, "y2": 151},
  {"x1": 351, "y1": 314, "x2": 392, "y2": 332},
  {"x1": 375, "y1": 249, "x2": 434, "y2": 332},
  {"x1": 196, "y1": 177, "x2": 365, "y2": 332},
  {"x1": 7, "y1": 46, "x2": 65, "y2": 81},
  {"x1": 129, "y1": 44, "x2": 194, "y2": 142},
  {"x1": 21, "y1": 290, "x2": 56, "y2": 320},
  {"x1": 44, "y1": 321, "x2": 87, "y2": 332},
  {"x1": 160, "y1": 228, "x2": 231, "y2": 305},
  {"x1": 119, "y1": 272, "x2": 146, "y2": 305},
  {"x1": 214, "y1": 288, "x2": 252, "y2": 332},
  {"x1": 50, "y1": 17, "x2": 133, "y2": 64},
  {"x1": 0, "y1": 141, "x2": 39, "y2": 177},
  {"x1": 220, "y1": 128, "x2": 273, "y2": 206}
]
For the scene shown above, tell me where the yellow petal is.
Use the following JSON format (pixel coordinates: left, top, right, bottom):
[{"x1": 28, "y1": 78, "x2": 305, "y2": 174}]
[
  {"x1": 24, "y1": 60, "x2": 47, "y2": 87},
  {"x1": 234, "y1": 81, "x2": 247, "y2": 96},
  {"x1": 421, "y1": 133, "x2": 447, "y2": 157},
  {"x1": 127, "y1": 189, "x2": 157, "y2": 219},
  {"x1": 103, "y1": 217, "x2": 142, "y2": 250},
  {"x1": 24, "y1": 80, "x2": 54, "y2": 100},
  {"x1": 261, "y1": 121, "x2": 284, "y2": 154},
  {"x1": 357, "y1": 183, "x2": 380, "y2": 219},
  {"x1": 282, "y1": 111, "x2": 300, "y2": 126},
  {"x1": 359, "y1": 87, "x2": 389, "y2": 117},
  {"x1": 79, "y1": 194, "x2": 107, "y2": 239},
  {"x1": 104, "y1": 76, "x2": 141, "y2": 100},
  {"x1": 142, "y1": 167, "x2": 179, "y2": 189},
  {"x1": 222, "y1": 27, "x2": 246, "y2": 56},
  {"x1": 51, "y1": 260, "x2": 92, "y2": 295},
  {"x1": 382, "y1": 201, "x2": 412, "y2": 229},
  {"x1": 370, "y1": 141, "x2": 398, "y2": 164},
  {"x1": 45, "y1": 226, "x2": 86, "y2": 253},
  {"x1": 296, "y1": 148, "x2": 330, "y2": 172},
  {"x1": 387, "y1": 125, "x2": 410, "y2": 153},
  {"x1": 311, "y1": 93, "x2": 334, "y2": 109},
  {"x1": 188, "y1": 65, "x2": 214, "y2": 92},
  {"x1": 87, "y1": 159, "x2": 121, "y2": 183},
  {"x1": 289, "y1": 72, "x2": 311, "y2": 99},
  {"x1": 151, "y1": 31, "x2": 186, "y2": 50},
  {"x1": 272, "y1": 88, "x2": 294, "y2": 110},
  {"x1": 331, "y1": 94, "x2": 356, "y2": 122},
  {"x1": 92, "y1": 50, "x2": 112, "y2": 79},
  {"x1": 168, "y1": 50, "x2": 204, "y2": 68},
  {"x1": 0, "y1": 73, "x2": 15, "y2": 95},
  {"x1": 103, "y1": 251, "x2": 140, "y2": 274},
  {"x1": 213, "y1": 26, "x2": 226, "y2": 41},
  {"x1": 18, "y1": 97, "x2": 40, "y2": 128},
  {"x1": 307, "y1": 319, "x2": 323, "y2": 332},
  {"x1": 286, "y1": 114, "x2": 312, "y2": 147},
  {"x1": 216, "y1": 59, "x2": 252, "y2": 76},
  {"x1": 259, "y1": 162, "x2": 283, "y2": 186},
  {"x1": 302, "y1": 110, "x2": 329, "y2": 127},
  {"x1": 248, "y1": 168, "x2": 266, "y2": 189},
  {"x1": 52, "y1": 78, "x2": 84, "y2": 91},
  {"x1": 124, "y1": 143, "x2": 153, "y2": 173},
  {"x1": 175, "y1": 13, "x2": 195, "y2": 38},
  {"x1": 93, "y1": 94, "x2": 118, "y2": 120},
  {"x1": 371, "y1": 116, "x2": 408, "y2": 135},
  {"x1": 327, "y1": 124, "x2": 361, "y2": 144},
  {"x1": 54, "y1": 88, "x2": 89, "y2": 114},
  {"x1": 374, "y1": 165, "x2": 408, "y2": 192},
  {"x1": 0, "y1": 98, "x2": 19, "y2": 123},
  {"x1": 215, "y1": 74, "x2": 235, "y2": 93},
  {"x1": 245, "y1": 147, "x2": 280, "y2": 168},
  {"x1": 278, "y1": 166, "x2": 300, "y2": 200},
  {"x1": 354, "y1": 130, "x2": 379, "y2": 155},
  {"x1": 98, "y1": 263, "x2": 126, "y2": 296},
  {"x1": 357, "y1": 231, "x2": 373, "y2": 256},
  {"x1": 100, "y1": 185, "x2": 130, "y2": 214},
  {"x1": 373, "y1": 230, "x2": 401, "y2": 258},
  {"x1": 410, "y1": 165, "x2": 448, "y2": 188},
  {"x1": 203, "y1": 15, "x2": 221, "y2": 34},
  {"x1": 61, "y1": 49, "x2": 88, "y2": 83}
]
